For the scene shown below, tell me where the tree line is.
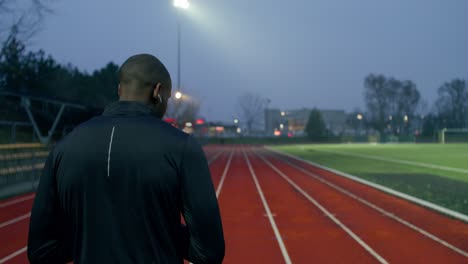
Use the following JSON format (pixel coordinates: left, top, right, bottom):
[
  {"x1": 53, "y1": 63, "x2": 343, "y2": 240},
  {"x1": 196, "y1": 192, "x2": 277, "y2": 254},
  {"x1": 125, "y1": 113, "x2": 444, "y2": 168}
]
[
  {"x1": 0, "y1": 1, "x2": 119, "y2": 108},
  {"x1": 361, "y1": 74, "x2": 467, "y2": 138},
  {"x1": 0, "y1": 32, "x2": 119, "y2": 108},
  {"x1": 236, "y1": 72, "x2": 467, "y2": 140},
  {"x1": 0, "y1": 30, "x2": 121, "y2": 140},
  {"x1": 302, "y1": 74, "x2": 467, "y2": 140}
]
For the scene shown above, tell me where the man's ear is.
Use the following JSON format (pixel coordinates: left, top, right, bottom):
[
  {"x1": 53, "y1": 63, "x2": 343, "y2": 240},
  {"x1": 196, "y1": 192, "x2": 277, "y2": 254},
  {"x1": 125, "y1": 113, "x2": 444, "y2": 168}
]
[{"x1": 153, "y1": 83, "x2": 162, "y2": 99}]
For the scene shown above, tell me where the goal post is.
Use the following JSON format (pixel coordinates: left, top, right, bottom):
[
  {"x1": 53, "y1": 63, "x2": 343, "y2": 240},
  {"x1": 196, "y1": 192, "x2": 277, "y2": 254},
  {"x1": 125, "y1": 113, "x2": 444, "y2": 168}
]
[{"x1": 439, "y1": 128, "x2": 468, "y2": 144}]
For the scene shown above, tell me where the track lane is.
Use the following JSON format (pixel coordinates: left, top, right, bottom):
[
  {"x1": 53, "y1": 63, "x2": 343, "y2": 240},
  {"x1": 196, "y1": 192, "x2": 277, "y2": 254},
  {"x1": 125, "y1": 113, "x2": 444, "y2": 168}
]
[
  {"x1": 243, "y1": 148, "x2": 292, "y2": 264},
  {"x1": 0, "y1": 194, "x2": 35, "y2": 209},
  {"x1": 269, "y1": 150, "x2": 468, "y2": 257},
  {"x1": 0, "y1": 220, "x2": 29, "y2": 263},
  {"x1": 0, "y1": 193, "x2": 35, "y2": 226},
  {"x1": 0, "y1": 147, "x2": 226, "y2": 264},
  {"x1": 5, "y1": 145, "x2": 466, "y2": 263},
  {"x1": 262, "y1": 148, "x2": 468, "y2": 263},
  {"x1": 0, "y1": 201, "x2": 34, "y2": 224},
  {"x1": 246, "y1": 148, "x2": 380, "y2": 263},
  {"x1": 217, "y1": 147, "x2": 285, "y2": 263},
  {"x1": 269, "y1": 148, "x2": 468, "y2": 252},
  {"x1": 185, "y1": 146, "x2": 233, "y2": 264},
  {"x1": 215, "y1": 148, "x2": 234, "y2": 198}
]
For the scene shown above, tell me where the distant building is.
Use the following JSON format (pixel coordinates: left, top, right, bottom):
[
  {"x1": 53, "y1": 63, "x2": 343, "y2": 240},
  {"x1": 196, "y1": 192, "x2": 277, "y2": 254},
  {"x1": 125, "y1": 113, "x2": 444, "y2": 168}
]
[
  {"x1": 195, "y1": 122, "x2": 239, "y2": 138},
  {"x1": 265, "y1": 108, "x2": 347, "y2": 136}
]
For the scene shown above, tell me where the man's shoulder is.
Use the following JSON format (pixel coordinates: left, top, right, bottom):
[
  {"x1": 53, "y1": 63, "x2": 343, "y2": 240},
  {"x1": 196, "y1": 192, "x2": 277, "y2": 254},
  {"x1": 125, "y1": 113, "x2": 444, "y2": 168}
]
[
  {"x1": 54, "y1": 115, "x2": 193, "y2": 152},
  {"x1": 51, "y1": 117, "x2": 101, "y2": 153},
  {"x1": 151, "y1": 117, "x2": 187, "y2": 136}
]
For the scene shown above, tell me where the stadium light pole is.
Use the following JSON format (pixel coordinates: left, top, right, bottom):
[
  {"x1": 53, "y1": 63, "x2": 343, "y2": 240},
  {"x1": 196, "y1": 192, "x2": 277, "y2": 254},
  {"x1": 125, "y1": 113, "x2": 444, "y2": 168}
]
[{"x1": 173, "y1": 0, "x2": 190, "y2": 99}]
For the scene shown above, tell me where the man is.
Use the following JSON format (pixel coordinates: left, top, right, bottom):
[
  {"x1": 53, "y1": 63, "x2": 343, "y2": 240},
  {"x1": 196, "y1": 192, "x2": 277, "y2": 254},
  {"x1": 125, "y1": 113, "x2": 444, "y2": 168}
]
[{"x1": 28, "y1": 54, "x2": 225, "y2": 264}]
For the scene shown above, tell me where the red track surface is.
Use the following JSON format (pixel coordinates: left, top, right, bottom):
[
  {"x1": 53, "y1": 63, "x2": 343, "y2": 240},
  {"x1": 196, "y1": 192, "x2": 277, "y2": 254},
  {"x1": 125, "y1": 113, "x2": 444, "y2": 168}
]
[{"x1": 1, "y1": 145, "x2": 467, "y2": 263}]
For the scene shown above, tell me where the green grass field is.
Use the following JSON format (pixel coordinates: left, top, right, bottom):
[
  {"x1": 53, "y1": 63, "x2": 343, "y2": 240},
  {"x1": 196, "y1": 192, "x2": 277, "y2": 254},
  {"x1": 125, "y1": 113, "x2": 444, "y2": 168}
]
[{"x1": 272, "y1": 143, "x2": 468, "y2": 215}]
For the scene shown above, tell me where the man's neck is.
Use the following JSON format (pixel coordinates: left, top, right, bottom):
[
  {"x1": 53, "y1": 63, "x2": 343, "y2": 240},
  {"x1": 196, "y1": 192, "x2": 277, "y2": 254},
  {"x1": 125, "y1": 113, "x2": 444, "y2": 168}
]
[{"x1": 119, "y1": 96, "x2": 150, "y2": 104}]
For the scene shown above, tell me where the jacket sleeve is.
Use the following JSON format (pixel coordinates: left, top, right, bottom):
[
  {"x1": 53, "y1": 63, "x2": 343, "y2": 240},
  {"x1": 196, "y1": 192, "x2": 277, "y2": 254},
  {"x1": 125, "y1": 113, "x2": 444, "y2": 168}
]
[
  {"x1": 180, "y1": 136, "x2": 225, "y2": 264},
  {"x1": 27, "y1": 150, "x2": 72, "y2": 264}
]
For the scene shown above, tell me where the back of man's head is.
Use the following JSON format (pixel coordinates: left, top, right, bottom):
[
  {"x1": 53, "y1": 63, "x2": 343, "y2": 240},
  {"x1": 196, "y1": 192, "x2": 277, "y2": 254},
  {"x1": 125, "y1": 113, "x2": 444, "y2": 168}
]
[{"x1": 118, "y1": 54, "x2": 171, "y2": 97}]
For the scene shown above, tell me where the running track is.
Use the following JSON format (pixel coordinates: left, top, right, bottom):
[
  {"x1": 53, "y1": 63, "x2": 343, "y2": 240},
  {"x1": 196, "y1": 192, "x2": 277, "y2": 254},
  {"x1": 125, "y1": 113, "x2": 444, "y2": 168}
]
[{"x1": 1, "y1": 145, "x2": 467, "y2": 263}]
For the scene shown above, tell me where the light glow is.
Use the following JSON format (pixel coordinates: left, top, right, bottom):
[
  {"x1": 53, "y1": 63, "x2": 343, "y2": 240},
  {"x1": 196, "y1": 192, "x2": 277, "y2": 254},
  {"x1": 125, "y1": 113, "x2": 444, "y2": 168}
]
[
  {"x1": 175, "y1": 91, "x2": 182, "y2": 99},
  {"x1": 174, "y1": 0, "x2": 190, "y2": 9},
  {"x1": 164, "y1": 118, "x2": 176, "y2": 124}
]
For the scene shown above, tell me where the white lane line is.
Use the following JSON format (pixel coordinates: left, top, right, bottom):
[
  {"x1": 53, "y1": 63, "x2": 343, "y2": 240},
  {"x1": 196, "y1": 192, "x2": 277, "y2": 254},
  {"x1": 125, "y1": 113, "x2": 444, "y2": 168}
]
[
  {"x1": 0, "y1": 246, "x2": 27, "y2": 263},
  {"x1": 208, "y1": 150, "x2": 224, "y2": 164},
  {"x1": 243, "y1": 148, "x2": 292, "y2": 264},
  {"x1": 256, "y1": 151, "x2": 388, "y2": 264},
  {"x1": 215, "y1": 149, "x2": 234, "y2": 198},
  {"x1": 0, "y1": 213, "x2": 31, "y2": 229},
  {"x1": 267, "y1": 150, "x2": 468, "y2": 258},
  {"x1": 315, "y1": 148, "x2": 468, "y2": 174},
  {"x1": 0, "y1": 195, "x2": 35, "y2": 208}
]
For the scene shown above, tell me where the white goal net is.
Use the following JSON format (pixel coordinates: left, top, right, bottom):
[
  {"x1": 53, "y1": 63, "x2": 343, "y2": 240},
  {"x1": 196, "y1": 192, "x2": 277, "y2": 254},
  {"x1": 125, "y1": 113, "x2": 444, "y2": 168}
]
[{"x1": 440, "y1": 128, "x2": 468, "y2": 144}]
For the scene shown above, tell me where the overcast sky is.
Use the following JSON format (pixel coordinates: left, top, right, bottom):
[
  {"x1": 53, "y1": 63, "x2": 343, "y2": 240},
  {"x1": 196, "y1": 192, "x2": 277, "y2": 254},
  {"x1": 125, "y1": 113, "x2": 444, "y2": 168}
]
[{"x1": 31, "y1": 0, "x2": 468, "y2": 122}]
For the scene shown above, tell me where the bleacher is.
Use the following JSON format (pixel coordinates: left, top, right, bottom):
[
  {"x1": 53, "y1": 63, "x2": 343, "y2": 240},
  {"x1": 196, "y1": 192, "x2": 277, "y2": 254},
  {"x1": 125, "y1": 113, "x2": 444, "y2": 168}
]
[{"x1": 0, "y1": 143, "x2": 49, "y2": 199}]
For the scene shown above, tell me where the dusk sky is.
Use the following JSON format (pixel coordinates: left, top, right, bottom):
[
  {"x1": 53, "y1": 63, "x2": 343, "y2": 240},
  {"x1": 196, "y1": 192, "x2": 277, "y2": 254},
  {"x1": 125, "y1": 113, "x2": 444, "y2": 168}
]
[{"x1": 31, "y1": 0, "x2": 468, "y2": 122}]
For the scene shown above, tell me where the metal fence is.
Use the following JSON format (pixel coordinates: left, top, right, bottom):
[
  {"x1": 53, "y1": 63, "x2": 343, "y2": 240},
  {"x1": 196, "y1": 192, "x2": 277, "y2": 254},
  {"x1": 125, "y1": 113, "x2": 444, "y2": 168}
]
[
  {"x1": 0, "y1": 122, "x2": 37, "y2": 144},
  {"x1": 0, "y1": 143, "x2": 49, "y2": 199}
]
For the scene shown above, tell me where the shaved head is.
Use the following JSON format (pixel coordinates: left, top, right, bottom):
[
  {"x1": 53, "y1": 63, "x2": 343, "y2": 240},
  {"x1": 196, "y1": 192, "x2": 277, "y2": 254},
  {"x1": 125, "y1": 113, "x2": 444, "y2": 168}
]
[
  {"x1": 119, "y1": 54, "x2": 171, "y2": 92},
  {"x1": 118, "y1": 54, "x2": 172, "y2": 118}
]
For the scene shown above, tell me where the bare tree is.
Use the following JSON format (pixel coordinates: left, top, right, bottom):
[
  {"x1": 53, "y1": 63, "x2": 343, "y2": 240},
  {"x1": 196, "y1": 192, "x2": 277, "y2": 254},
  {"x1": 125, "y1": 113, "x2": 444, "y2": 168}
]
[
  {"x1": 364, "y1": 74, "x2": 420, "y2": 135},
  {"x1": 237, "y1": 92, "x2": 267, "y2": 135},
  {"x1": 435, "y1": 79, "x2": 467, "y2": 128},
  {"x1": 0, "y1": 0, "x2": 53, "y2": 42},
  {"x1": 166, "y1": 98, "x2": 200, "y2": 126},
  {"x1": 364, "y1": 74, "x2": 388, "y2": 135}
]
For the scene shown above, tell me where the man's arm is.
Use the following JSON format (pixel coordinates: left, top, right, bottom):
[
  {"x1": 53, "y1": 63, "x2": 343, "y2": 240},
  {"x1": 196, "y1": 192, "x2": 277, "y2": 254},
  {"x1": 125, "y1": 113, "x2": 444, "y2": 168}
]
[
  {"x1": 28, "y1": 150, "x2": 72, "y2": 264},
  {"x1": 180, "y1": 137, "x2": 225, "y2": 264}
]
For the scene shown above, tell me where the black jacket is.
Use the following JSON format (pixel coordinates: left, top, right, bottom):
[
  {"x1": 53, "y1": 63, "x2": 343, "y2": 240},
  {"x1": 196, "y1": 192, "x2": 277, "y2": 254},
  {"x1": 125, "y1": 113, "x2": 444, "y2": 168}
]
[{"x1": 28, "y1": 101, "x2": 225, "y2": 264}]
